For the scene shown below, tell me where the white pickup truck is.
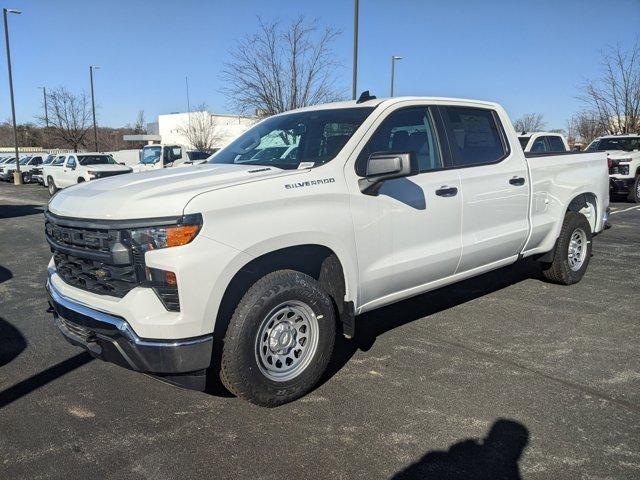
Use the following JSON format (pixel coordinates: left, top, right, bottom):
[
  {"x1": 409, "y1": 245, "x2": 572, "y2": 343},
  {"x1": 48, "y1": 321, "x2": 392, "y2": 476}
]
[
  {"x1": 130, "y1": 144, "x2": 210, "y2": 173},
  {"x1": 45, "y1": 96, "x2": 609, "y2": 406},
  {"x1": 518, "y1": 131, "x2": 570, "y2": 153},
  {"x1": 586, "y1": 134, "x2": 640, "y2": 202},
  {"x1": 45, "y1": 152, "x2": 132, "y2": 195}
]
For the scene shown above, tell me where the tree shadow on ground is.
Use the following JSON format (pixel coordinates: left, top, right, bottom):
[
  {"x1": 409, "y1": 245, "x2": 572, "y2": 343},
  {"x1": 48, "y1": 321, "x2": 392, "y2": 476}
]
[
  {"x1": 0, "y1": 316, "x2": 27, "y2": 368},
  {"x1": 322, "y1": 258, "x2": 543, "y2": 385},
  {"x1": 0, "y1": 204, "x2": 44, "y2": 219},
  {"x1": 390, "y1": 419, "x2": 529, "y2": 480}
]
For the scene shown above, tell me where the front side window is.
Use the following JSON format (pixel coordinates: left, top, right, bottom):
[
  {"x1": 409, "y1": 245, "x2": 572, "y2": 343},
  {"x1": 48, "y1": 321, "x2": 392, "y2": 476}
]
[
  {"x1": 66, "y1": 156, "x2": 76, "y2": 168},
  {"x1": 547, "y1": 136, "x2": 566, "y2": 152},
  {"x1": 530, "y1": 137, "x2": 548, "y2": 153},
  {"x1": 356, "y1": 107, "x2": 442, "y2": 175},
  {"x1": 78, "y1": 155, "x2": 116, "y2": 166},
  {"x1": 209, "y1": 107, "x2": 374, "y2": 170},
  {"x1": 441, "y1": 106, "x2": 508, "y2": 167}
]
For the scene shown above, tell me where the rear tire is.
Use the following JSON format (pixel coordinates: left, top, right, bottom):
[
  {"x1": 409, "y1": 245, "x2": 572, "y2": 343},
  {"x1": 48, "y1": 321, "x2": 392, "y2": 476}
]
[
  {"x1": 627, "y1": 176, "x2": 640, "y2": 203},
  {"x1": 541, "y1": 211, "x2": 592, "y2": 285},
  {"x1": 220, "y1": 270, "x2": 336, "y2": 407},
  {"x1": 47, "y1": 177, "x2": 58, "y2": 196}
]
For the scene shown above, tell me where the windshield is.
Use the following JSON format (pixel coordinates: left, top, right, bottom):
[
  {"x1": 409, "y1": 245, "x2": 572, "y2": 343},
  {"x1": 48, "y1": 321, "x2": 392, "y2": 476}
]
[
  {"x1": 587, "y1": 137, "x2": 640, "y2": 152},
  {"x1": 209, "y1": 107, "x2": 375, "y2": 169},
  {"x1": 43, "y1": 155, "x2": 55, "y2": 164},
  {"x1": 518, "y1": 137, "x2": 530, "y2": 150},
  {"x1": 141, "y1": 146, "x2": 162, "y2": 164},
  {"x1": 51, "y1": 156, "x2": 65, "y2": 166},
  {"x1": 19, "y1": 157, "x2": 32, "y2": 165},
  {"x1": 78, "y1": 154, "x2": 116, "y2": 166},
  {"x1": 187, "y1": 151, "x2": 211, "y2": 161}
]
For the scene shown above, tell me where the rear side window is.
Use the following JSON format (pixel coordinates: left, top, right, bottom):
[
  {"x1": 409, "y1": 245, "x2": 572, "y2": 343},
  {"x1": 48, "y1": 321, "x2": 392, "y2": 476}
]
[
  {"x1": 548, "y1": 136, "x2": 566, "y2": 152},
  {"x1": 441, "y1": 106, "x2": 508, "y2": 167},
  {"x1": 530, "y1": 137, "x2": 548, "y2": 153},
  {"x1": 356, "y1": 107, "x2": 443, "y2": 175}
]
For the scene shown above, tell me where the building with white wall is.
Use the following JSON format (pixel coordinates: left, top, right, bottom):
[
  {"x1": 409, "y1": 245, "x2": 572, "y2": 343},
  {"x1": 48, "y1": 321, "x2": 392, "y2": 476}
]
[{"x1": 157, "y1": 111, "x2": 255, "y2": 150}]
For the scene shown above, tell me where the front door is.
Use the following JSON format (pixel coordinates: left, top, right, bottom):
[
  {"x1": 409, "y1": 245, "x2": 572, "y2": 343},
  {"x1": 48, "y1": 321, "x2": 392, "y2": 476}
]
[{"x1": 348, "y1": 104, "x2": 462, "y2": 310}]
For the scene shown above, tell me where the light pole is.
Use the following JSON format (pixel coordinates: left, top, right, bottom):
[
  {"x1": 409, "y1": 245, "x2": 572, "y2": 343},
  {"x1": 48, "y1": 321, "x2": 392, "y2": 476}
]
[
  {"x1": 352, "y1": 0, "x2": 359, "y2": 100},
  {"x1": 89, "y1": 65, "x2": 99, "y2": 151},
  {"x1": 3, "y1": 8, "x2": 22, "y2": 185},
  {"x1": 390, "y1": 55, "x2": 402, "y2": 97},
  {"x1": 39, "y1": 86, "x2": 48, "y2": 127}
]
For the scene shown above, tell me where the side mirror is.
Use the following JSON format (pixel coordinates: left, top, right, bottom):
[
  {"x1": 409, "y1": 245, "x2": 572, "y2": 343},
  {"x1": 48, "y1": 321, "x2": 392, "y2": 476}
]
[{"x1": 358, "y1": 152, "x2": 419, "y2": 195}]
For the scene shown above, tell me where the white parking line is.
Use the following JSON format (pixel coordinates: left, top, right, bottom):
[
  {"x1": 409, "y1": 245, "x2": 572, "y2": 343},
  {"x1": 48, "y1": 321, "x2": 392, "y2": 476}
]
[{"x1": 610, "y1": 205, "x2": 640, "y2": 215}]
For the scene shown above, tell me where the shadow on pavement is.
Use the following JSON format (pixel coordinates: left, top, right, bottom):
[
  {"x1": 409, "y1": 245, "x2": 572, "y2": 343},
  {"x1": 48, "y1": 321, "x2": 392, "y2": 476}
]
[
  {"x1": 323, "y1": 258, "x2": 542, "y2": 384},
  {"x1": 390, "y1": 419, "x2": 529, "y2": 479},
  {"x1": 0, "y1": 204, "x2": 44, "y2": 219},
  {"x1": 0, "y1": 316, "x2": 26, "y2": 368},
  {"x1": 0, "y1": 352, "x2": 93, "y2": 409},
  {"x1": 0, "y1": 265, "x2": 12, "y2": 284}
]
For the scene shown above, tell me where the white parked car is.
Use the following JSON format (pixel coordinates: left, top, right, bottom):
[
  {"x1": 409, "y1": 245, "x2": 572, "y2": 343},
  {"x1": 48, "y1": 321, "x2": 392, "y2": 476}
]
[
  {"x1": 31, "y1": 154, "x2": 59, "y2": 185},
  {"x1": 45, "y1": 96, "x2": 609, "y2": 406},
  {"x1": 518, "y1": 132, "x2": 569, "y2": 153},
  {"x1": 45, "y1": 152, "x2": 132, "y2": 195},
  {"x1": 585, "y1": 134, "x2": 640, "y2": 202},
  {"x1": 2, "y1": 153, "x2": 49, "y2": 183}
]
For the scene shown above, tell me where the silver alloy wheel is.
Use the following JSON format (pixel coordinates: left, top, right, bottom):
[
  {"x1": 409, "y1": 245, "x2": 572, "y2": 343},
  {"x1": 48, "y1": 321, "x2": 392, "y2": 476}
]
[
  {"x1": 636, "y1": 179, "x2": 640, "y2": 198},
  {"x1": 255, "y1": 300, "x2": 319, "y2": 382},
  {"x1": 567, "y1": 228, "x2": 587, "y2": 271},
  {"x1": 48, "y1": 182, "x2": 54, "y2": 194}
]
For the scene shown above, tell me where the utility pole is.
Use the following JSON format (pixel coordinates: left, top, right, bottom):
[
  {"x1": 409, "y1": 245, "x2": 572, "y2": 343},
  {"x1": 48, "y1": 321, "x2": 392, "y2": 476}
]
[
  {"x1": 352, "y1": 0, "x2": 359, "y2": 100},
  {"x1": 390, "y1": 55, "x2": 402, "y2": 97},
  {"x1": 3, "y1": 7, "x2": 22, "y2": 185},
  {"x1": 39, "y1": 86, "x2": 48, "y2": 127},
  {"x1": 89, "y1": 65, "x2": 99, "y2": 151}
]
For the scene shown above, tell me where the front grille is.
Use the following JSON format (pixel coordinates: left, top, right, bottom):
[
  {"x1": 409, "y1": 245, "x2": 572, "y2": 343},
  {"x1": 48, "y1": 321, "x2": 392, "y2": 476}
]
[
  {"x1": 46, "y1": 222, "x2": 115, "y2": 252},
  {"x1": 54, "y1": 251, "x2": 137, "y2": 297},
  {"x1": 45, "y1": 212, "x2": 180, "y2": 311}
]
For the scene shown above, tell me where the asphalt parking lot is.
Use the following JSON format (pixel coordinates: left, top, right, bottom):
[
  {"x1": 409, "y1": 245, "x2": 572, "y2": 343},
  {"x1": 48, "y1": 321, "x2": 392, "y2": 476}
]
[{"x1": 0, "y1": 182, "x2": 638, "y2": 480}]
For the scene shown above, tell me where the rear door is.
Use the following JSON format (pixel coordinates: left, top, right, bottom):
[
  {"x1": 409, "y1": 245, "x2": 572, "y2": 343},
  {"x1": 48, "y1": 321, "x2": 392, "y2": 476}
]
[{"x1": 439, "y1": 105, "x2": 530, "y2": 272}]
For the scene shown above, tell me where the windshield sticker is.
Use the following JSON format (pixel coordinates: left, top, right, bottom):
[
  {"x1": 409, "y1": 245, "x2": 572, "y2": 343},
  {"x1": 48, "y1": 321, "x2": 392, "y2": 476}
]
[{"x1": 285, "y1": 178, "x2": 335, "y2": 190}]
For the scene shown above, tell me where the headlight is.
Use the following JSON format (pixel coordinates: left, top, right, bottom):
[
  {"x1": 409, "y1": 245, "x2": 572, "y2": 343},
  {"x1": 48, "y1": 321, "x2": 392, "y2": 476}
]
[
  {"x1": 87, "y1": 170, "x2": 98, "y2": 178},
  {"x1": 125, "y1": 215, "x2": 202, "y2": 252}
]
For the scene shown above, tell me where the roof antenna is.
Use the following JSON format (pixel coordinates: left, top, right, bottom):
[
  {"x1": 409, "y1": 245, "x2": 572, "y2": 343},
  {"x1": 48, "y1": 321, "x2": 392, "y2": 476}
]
[{"x1": 356, "y1": 90, "x2": 376, "y2": 104}]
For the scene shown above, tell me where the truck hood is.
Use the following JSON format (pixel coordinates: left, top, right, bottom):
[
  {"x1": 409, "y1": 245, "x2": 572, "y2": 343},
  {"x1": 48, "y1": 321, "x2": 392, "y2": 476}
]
[{"x1": 48, "y1": 163, "x2": 300, "y2": 220}]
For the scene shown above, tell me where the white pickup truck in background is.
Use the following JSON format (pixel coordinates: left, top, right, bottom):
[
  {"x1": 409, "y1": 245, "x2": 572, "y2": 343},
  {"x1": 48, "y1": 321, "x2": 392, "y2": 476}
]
[
  {"x1": 518, "y1": 131, "x2": 570, "y2": 153},
  {"x1": 45, "y1": 153, "x2": 132, "y2": 195},
  {"x1": 45, "y1": 96, "x2": 609, "y2": 406},
  {"x1": 130, "y1": 144, "x2": 210, "y2": 172},
  {"x1": 586, "y1": 134, "x2": 640, "y2": 202}
]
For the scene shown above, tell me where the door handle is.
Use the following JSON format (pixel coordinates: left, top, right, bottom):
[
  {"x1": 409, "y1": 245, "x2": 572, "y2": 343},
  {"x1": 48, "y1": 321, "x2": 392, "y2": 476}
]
[
  {"x1": 509, "y1": 176, "x2": 526, "y2": 186},
  {"x1": 435, "y1": 186, "x2": 458, "y2": 197}
]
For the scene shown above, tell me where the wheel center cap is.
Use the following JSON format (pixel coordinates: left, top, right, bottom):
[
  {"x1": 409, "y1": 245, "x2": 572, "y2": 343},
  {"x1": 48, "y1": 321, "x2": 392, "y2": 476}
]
[{"x1": 269, "y1": 323, "x2": 296, "y2": 353}]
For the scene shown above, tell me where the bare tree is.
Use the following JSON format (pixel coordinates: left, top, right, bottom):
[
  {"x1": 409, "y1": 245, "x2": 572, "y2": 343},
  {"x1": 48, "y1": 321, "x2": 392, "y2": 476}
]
[
  {"x1": 37, "y1": 86, "x2": 92, "y2": 152},
  {"x1": 568, "y1": 112, "x2": 607, "y2": 146},
  {"x1": 222, "y1": 16, "x2": 343, "y2": 117},
  {"x1": 579, "y1": 41, "x2": 640, "y2": 134},
  {"x1": 177, "y1": 104, "x2": 221, "y2": 153},
  {"x1": 134, "y1": 110, "x2": 147, "y2": 134},
  {"x1": 513, "y1": 113, "x2": 546, "y2": 133}
]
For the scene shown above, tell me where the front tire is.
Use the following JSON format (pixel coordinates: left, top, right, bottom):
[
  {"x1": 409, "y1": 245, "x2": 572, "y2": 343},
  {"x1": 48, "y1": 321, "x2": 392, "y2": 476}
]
[
  {"x1": 22, "y1": 172, "x2": 32, "y2": 184},
  {"x1": 627, "y1": 176, "x2": 640, "y2": 203},
  {"x1": 220, "y1": 270, "x2": 336, "y2": 407},
  {"x1": 47, "y1": 177, "x2": 58, "y2": 196},
  {"x1": 541, "y1": 211, "x2": 592, "y2": 285}
]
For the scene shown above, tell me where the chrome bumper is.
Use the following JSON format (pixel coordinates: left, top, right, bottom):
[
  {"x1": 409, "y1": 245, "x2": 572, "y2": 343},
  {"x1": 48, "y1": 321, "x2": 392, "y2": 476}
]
[{"x1": 46, "y1": 279, "x2": 213, "y2": 390}]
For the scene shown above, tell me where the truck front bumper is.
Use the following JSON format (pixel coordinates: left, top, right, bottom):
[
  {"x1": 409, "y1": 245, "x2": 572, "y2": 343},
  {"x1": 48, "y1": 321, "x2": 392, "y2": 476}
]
[
  {"x1": 46, "y1": 279, "x2": 213, "y2": 390},
  {"x1": 609, "y1": 177, "x2": 635, "y2": 195}
]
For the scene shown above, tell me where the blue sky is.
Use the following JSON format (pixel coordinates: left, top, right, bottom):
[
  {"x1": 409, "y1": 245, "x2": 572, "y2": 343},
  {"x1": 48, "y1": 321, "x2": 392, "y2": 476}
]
[{"x1": 0, "y1": 0, "x2": 638, "y2": 129}]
